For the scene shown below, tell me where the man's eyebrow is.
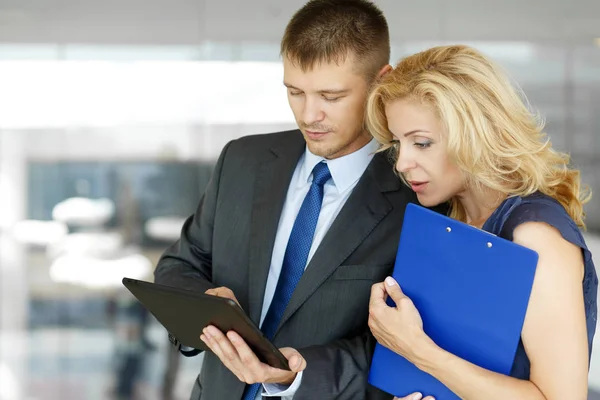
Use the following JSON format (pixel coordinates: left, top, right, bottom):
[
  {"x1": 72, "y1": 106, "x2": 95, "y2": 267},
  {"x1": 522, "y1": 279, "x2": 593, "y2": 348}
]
[
  {"x1": 283, "y1": 83, "x2": 350, "y2": 95},
  {"x1": 318, "y1": 89, "x2": 350, "y2": 95}
]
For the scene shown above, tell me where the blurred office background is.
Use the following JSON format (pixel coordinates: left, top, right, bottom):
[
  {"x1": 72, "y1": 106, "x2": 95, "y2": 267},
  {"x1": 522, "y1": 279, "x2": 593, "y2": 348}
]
[{"x1": 0, "y1": 0, "x2": 598, "y2": 399}]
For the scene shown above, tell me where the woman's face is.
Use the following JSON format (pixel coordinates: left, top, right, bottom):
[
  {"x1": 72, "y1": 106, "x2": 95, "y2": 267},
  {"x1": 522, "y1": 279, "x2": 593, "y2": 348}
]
[{"x1": 385, "y1": 99, "x2": 466, "y2": 207}]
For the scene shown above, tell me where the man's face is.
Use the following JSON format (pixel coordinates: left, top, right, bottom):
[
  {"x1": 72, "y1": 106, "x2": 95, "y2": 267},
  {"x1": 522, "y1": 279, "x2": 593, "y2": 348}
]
[{"x1": 283, "y1": 55, "x2": 374, "y2": 159}]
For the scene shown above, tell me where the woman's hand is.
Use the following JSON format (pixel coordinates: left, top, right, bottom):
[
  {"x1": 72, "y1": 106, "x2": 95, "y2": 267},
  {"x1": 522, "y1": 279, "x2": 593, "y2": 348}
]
[
  {"x1": 368, "y1": 276, "x2": 434, "y2": 365},
  {"x1": 369, "y1": 277, "x2": 439, "y2": 400},
  {"x1": 394, "y1": 393, "x2": 435, "y2": 400}
]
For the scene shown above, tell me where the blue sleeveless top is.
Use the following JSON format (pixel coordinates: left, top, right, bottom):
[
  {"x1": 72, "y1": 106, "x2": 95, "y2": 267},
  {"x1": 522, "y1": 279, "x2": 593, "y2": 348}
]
[{"x1": 481, "y1": 192, "x2": 598, "y2": 379}]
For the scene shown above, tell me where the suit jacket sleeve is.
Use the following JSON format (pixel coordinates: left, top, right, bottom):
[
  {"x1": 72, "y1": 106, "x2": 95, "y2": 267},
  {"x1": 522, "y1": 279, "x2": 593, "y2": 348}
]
[
  {"x1": 295, "y1": 330, "x2": 392, "y2": 400},
  {"x1": 154, "y1": 140, "x2": 234, "y2": 305}
]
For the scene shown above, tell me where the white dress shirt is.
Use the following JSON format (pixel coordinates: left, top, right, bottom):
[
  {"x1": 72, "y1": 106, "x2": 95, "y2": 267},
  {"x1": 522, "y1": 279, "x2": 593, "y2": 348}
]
[{"x1": 260, "y1": 138, "x2": 379, "y2": 399}]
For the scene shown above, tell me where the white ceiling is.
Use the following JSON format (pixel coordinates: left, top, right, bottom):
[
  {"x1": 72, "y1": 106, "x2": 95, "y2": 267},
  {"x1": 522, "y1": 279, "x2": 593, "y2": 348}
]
[{"x1": 0, "y1": 0, "x2": 598, "y2": 44}]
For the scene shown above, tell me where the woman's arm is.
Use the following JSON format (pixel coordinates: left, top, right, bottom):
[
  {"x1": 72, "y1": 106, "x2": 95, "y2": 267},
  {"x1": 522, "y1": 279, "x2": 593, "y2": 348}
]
[{"x1": 369, "y1": 221, "x2": 589, "y2": 400}]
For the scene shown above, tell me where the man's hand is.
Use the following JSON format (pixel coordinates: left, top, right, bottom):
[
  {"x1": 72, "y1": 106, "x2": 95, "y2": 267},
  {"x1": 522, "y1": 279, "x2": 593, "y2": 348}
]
[
  {"x1": 205, "y1": 286, "x2": 241, "y2": 307},
  {"x1": 202, "y1": 287, "x2": 306, "y2": 385},
  {"x1": 200, "y1": 326, "x2": 306, "y2": 385}
]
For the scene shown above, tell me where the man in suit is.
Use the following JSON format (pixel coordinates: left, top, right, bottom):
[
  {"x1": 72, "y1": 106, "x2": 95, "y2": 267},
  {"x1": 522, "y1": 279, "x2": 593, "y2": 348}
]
[{"x1": 154, "y1": 1, "x2": 437, "y2": 399}]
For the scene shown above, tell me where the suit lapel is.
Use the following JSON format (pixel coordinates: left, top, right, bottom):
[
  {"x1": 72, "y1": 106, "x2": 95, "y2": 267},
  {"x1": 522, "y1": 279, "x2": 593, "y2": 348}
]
[
  {"x1": 274, "y1": 153, "x2": 401, "y2": 336},
  {"x1": 247, "y1": 131, "x2": 306, "y2": 325}
]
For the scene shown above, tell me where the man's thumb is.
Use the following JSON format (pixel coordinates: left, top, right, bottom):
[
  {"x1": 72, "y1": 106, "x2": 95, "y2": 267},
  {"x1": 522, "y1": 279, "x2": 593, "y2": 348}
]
[{"x1": 281, "y1": 348, "x2": 307, "y2": 372}]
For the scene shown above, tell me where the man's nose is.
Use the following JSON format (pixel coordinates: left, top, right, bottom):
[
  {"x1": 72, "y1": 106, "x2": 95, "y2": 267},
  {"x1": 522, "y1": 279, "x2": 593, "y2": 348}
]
[{"x1": 301, "y1": 98, "x2": 325, "y2": 124}]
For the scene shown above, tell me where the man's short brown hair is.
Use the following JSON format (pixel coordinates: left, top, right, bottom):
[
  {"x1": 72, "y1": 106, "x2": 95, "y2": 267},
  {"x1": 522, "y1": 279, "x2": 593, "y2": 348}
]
[{"x1": 281, "y1": 0, "x2": 390, "y2": 79}]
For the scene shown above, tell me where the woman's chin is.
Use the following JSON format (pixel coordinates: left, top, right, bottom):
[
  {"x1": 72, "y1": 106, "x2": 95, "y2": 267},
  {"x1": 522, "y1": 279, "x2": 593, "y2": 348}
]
[{"x1": 416, "y1": 193, "x2": 440, "y2": 208}]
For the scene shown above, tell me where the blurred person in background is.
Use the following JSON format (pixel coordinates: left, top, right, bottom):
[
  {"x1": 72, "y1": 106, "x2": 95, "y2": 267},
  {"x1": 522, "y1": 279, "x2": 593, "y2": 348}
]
[
  {"x1": 366, "y1": 44, "x2": 597, "y2": 400},
  {"x1": 106, "y1": 289, "x2": 156, "y2": 400},
  {"x1": 153, "y1": 0, "x2": 445, "y2": 399}
]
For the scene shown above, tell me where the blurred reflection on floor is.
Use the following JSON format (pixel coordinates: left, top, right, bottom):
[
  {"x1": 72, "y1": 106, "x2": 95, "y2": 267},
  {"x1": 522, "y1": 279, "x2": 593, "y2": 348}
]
[
  {"x1": 4, "y1": 325, "x2": 600, "y2": 400},
  {"x1": 0, "y1": 324, "x2": 203, "y2": 400},
  {"x1": 1, "y1": 233, "x2": 599, "y2": 400}
]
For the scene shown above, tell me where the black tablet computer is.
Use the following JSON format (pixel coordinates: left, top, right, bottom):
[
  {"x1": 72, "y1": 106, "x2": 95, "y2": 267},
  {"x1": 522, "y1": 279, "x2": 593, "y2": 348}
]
[{"x1": 122, "y1": 277, "x2": 290, "y2": 371}]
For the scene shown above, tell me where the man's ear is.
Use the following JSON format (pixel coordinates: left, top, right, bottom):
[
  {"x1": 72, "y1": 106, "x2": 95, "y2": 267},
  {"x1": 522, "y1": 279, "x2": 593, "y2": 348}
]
[{"x1": 377, "y1": 64, "x2": 393, "y2": 79}]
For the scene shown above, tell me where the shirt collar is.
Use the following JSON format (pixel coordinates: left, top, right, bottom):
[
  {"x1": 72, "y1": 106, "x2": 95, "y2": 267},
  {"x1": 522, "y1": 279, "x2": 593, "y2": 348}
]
[{"x1": 300, "y1": 138, "x2": 379, "y2": 193}]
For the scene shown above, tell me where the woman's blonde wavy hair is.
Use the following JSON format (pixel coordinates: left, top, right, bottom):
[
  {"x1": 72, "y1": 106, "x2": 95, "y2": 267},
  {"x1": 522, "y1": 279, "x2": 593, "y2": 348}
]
[{"x1": 365, "y1": 44, "x2": 591, "y2": 228}]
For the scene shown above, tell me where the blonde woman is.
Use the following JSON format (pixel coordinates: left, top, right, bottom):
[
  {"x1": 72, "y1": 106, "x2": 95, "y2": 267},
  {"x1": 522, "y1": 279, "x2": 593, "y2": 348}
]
[{"x1": 365, "y1": 45, "x2": 597, "y2": 400}]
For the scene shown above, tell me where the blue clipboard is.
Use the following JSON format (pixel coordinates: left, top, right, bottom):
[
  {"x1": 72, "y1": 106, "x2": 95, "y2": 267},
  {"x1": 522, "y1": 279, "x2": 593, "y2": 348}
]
[{"x1": 368, "y1": 203, "x2": 538, "y2": 399}]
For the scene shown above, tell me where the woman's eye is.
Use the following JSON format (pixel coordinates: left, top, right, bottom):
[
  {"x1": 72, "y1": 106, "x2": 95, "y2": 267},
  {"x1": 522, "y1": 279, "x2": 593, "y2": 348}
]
[{"x1": 415, "y1": 141, "x2": 432, "y2": 149}]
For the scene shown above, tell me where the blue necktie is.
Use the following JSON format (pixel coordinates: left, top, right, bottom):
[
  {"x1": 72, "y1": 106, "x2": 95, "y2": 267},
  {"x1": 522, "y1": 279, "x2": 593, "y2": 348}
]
[{"x1": 242, "y1": 162, "x2": 331, "y2": 400}]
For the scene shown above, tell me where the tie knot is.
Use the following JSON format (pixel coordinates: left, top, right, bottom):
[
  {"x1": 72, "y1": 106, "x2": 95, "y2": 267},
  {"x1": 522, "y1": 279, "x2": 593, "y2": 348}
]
[{"x1": 311, "y1": 162, "x2": 331, "y2": 187}]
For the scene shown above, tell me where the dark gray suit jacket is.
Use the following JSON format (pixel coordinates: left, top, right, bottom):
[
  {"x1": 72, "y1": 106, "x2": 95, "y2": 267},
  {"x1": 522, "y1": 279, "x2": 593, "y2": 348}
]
[{"x1": 154, "y1": 130, "x2": 433, "y2": 400}]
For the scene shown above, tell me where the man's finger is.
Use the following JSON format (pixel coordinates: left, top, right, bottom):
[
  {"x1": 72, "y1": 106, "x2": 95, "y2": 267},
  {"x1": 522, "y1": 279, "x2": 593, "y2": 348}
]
[
  {"x1": 200, "y1": 333, "x2": 215, "y2": 353},
  {"x1": 206, "y1": 287, "x2": 231, "y2": 298},
  {"x1": 201, "y1": 330, "x2": 227, "y2": 364},
  {"x1": 202, "y1": 327, "x2": 226, "y2": 358},
  {"x1": 205, "y1": 287, "x2": 223, "y2": 296},
  {"x1": 206, "y1": 326, "x2": 240, "y2": 363},
  {"x1": 227, "y1": 331, "x2": 263, "y2": 375},
  {"x1": 205, "y1": 287, "x2": 241, "y2": 307}
]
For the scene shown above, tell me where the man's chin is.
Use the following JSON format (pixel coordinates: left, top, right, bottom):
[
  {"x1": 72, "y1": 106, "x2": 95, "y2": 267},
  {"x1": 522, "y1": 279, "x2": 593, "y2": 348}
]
[{"x1": 306, "y1": 141, "x2": 338, "y2": 159}]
